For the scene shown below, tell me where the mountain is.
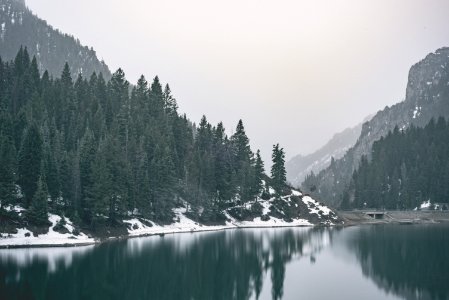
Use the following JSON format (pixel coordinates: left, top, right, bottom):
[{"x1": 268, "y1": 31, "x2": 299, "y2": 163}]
[
  {"x1": 286, "y1": 121, "x2": 365, "y2": 187},
  {"x1": 0, "y1": 0, "x2": 111, "y2": 78},
  {"x1": 342, "y1": 117, "x2": 449, "y2": 209},
  {"x1": 302, "y1": 47, "x2": 449, "y2": 207}
]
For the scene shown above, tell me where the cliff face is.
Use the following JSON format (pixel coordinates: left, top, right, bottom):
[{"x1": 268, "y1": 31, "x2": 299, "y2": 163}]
[
  {"x1": 302, "y1": 47, "x2": 449, "y2": 207},
  {"x1": 0, "y1": 0, "x2": 111, "y2": 78}
]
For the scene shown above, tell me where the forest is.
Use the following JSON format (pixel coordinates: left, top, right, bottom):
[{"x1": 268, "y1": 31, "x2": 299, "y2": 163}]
[
  {"x1": 341, "y1": 117, "x2": 449, "y2": 210},
  {"x1": 0, "y1": 47, "x2": 288, "y2": 231}
]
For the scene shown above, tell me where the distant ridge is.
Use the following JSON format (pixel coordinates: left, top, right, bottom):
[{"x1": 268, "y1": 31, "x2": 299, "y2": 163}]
[
  {"x1": 286, "y1": 119, "x2": 369, "y2": 188},
  {"x1": 0, "y1": 0, "x2": 111, "y2": 78}
]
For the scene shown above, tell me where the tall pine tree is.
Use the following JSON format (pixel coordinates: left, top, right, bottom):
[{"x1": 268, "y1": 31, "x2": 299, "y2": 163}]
[
  {"x1": 271, "y1": 144, "x2": 286, "y2": 196},
  {"x1": 18, "y1": 123, "x2": 43, "y2": 207}
]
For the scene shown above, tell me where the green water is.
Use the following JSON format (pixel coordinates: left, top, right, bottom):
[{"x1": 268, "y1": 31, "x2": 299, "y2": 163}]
[{"x1": 1, "y1": 224, "x2": 448, "y2": 300}]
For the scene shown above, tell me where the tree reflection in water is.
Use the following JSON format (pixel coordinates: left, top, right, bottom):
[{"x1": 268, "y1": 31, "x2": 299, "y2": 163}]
[
  {"x1": 347, "y1": 224, "x2": 449, "y2": 300},
  {"x1": 0, "y1": 227, "x2": 330, "y2": 300},
  {"x1": 2, "y1": 225, "x2": 449, "y2": 300}
]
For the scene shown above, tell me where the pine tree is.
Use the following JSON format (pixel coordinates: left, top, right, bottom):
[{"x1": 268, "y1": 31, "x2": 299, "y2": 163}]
[
  {"x1": 150, "y1": 145, "x2": 176, "y2": 221},
  {"x1": 79, "y1": 129, "x2": 97, "y2": 222},
  {"x1": 213, "y1": 122, "x2": 234, "y2": 201},
  {"x1": 18, "y1": 123, "x2": 43, "y2": 207},
  {"x1": 163, "y1": 84, "x2": 178, "y2": 115},
  {"x1": 252, "y1": 150, "x2": 265, "y2": 199},
  {"x1": 271, "y1": 144, "x2": 286, "y2": 196},
  {"x1": 231, "y1": 120, "x2": 252, "y2": 164},
  {"x1": 26, "y1": 177, "x2": 49, "y2": 226},
  {"x1": 149, "y1": 76, "x2": 164, "y2": 117},
  {"x1": 0, "y1": 133, "x2": 16, "y2": 209},
  {"x1": 231, "y1": 119, "x2": 253, "y2": 201},
  {"x1": 44, "y1": 150, "x2": 60, "y2": 203}
]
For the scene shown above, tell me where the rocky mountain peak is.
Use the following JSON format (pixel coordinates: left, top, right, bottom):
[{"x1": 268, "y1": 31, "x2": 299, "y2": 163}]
[{"x1": 302, "y1": 47, "x2": 449, "y2": 207}]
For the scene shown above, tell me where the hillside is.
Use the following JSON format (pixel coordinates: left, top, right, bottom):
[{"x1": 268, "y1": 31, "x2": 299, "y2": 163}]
[
  {"x1": 341, "y1": 117, "x2": 449, "y2": 210},
  {"x1": 286, "y1": 122, "x2": 364, "y2": 187},
  {"x1": 302, "y1": 47, "x2": 449, "y2": 207},
  {"x1": 0, "y1": 46, "x2": 340, "y2": 247},
  {"x1": 1, "y1": 184, "x2": 339, "y2": 247},
  {"x1": 0, "y1": 0, "x2": 111, "y2": 78}
]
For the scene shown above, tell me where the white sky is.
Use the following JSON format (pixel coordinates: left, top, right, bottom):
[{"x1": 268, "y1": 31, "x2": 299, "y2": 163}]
[{"x1": 26, "y1": 0, "x2": 449, "y2": 165}]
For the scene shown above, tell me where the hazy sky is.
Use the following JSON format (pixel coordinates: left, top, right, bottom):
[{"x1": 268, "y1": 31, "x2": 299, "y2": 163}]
[{"x1": 27, "y1": 0, "x2": 449, "y2": 164}]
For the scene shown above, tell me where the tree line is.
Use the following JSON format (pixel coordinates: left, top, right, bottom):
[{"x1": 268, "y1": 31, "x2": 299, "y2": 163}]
[
  {"x1": 341, "y1": 117, "x2": 449, "y2": 210},
  {"x1": 0, "y1": 47, "x2": 287, "y2": 229}
]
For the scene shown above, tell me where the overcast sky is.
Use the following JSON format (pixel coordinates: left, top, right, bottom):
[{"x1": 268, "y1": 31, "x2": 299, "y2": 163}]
[{"x1": 27, "y1": 0, "x2": 449, "y2": 164}]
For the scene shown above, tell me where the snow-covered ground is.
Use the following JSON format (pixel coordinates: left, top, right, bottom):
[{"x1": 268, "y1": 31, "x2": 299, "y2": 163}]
[
  {"x1": 124, "y1": 205, "x2": 313, "y2": 238},
  {"x1": 302, "y1": 195, "x2": 332, "y2": 216},
  {"x1": 0, "y1": 214, "x2": 95, "y2": 248},
  {"x1": 124, "y1": 208, "x2": 313, "y2": 236},
  {"x1": 1, "y1": 189, "x2": 337, "y2": 248},
  {"x1": 123, "y1": 190, "x2": 335, "y2": 237}
]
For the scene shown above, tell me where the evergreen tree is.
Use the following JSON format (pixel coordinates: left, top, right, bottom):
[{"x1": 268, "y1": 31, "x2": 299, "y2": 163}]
[
  {"x1": 163, "y1": 84, "x2": 178, "y2": 115},
  {"x1": 149, "y1": 76, "x2": 164, "y2": 117},
  {"x1": 253, "y1": 150, "x2": 265, "y2": 199},
  {"x1": 43, "y1": 150, "x2": 60, "y2": 202},
  {"x1": 231, "y1": 119, "x2": 253, "y2": 201},
  {"x1": 79, "y1": 129, "x2": 97, "y2": 222},
  {"x1": 150, "y1": 145, "x2": 176, "y2": 220},
  {"x1": 231, "y1": 120, "x2": 252, "y2": 164},
  {"x1": 271, "y1": 144, "x2": 286, "y2": 196},
  {"x1": 18, "y1": 123, "x2": 43, "y2": 206},
  {"x1": 26, "y1": 177, "x2": 49, "y2": 226},
  {"x1": 0, "y1": 133, "x2": 16, "y2": 209}
]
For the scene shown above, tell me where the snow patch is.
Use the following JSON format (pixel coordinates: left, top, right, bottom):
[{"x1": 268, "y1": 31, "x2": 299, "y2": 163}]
[
  {"x1": 291, "y1": 189, "x2": 302, "y2": 197},
  {"x1": 302, "y1": 196, "x2": 332, "y2": 216},
  {"x1": 0, "y1": 214, "x2": 95, "y2": 247},
  {"x1": 412, "y1": 106, "x2": 421, "y2": 119}
]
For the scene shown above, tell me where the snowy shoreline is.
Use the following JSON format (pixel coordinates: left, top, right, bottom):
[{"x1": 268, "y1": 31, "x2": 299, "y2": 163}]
[
  {"x1": 0, "y1": 216, "x2": 317, "y2": 249},
  {"x1": 1, "y1": 193, "x2": 338, "y2": 249},
  {"x1": 0, "y1": 222, "x2": 320, "y2": 249}
]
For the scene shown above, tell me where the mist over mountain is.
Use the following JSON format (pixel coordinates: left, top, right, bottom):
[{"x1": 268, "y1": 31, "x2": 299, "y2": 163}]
[
  {"x1": 286, "y1": 119, "x2": 370, "y2": 188},
  {"x1": 302, "y1": 47, "x2": 449, "y2": 207},
  {"x1": 0, "y1": 0, "x2": 110, "y2": 78}
]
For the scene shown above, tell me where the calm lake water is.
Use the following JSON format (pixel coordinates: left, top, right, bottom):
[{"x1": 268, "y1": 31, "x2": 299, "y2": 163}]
[{"x1": 1, "y1": 224, "x2": 449, "y2": 300}]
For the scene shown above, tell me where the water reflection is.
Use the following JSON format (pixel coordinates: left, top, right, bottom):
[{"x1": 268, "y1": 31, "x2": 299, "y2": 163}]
[
  {"x1": 0, "y1": 228, "x2": 329, "y2": 300},
  {"x1": 346, "y1": 225, "x2": 449, "y2": 300},
  {"x1": 0, "y1": 225, "x2": 448, "y2": 300}
]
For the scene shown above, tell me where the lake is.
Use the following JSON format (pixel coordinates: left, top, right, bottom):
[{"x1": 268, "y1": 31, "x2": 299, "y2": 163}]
[{"x1": 1, "y1": 224, "x2": 448, "y2": 300}]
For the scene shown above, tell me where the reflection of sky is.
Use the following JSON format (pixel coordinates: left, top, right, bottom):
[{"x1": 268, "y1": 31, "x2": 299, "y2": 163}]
[
  {"x1": 0, "y1": 245, "x2": 95, "y2": 273},
  {"x1": 278, "y1": 246, "x2": 401, "y2": 300},
  {"x1": 0, "y1": 244, "x2": 95, "y2": 285}
]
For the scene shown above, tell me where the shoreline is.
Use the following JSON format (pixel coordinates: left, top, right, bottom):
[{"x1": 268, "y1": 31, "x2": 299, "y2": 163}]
[
  {"x1": 0, "y1": 221, "x2": 318, "y2": 249},
  {"x1": 338, "y1": 210, "x2": 449, "y2": 226},
  {"x1": 3, "y1": 210, "x2": 449, "y2": 249},
  {"x1": 0, "y1": 192, "x2": 339, "y2": 249}
]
